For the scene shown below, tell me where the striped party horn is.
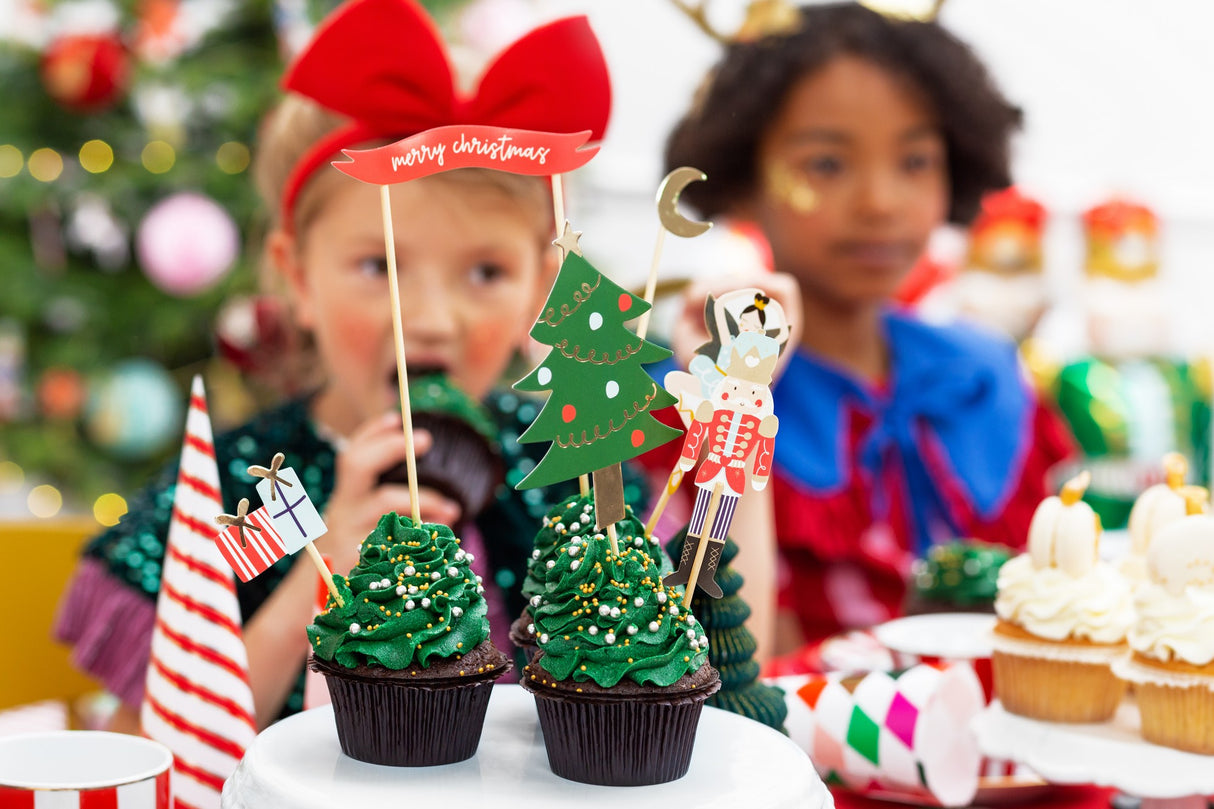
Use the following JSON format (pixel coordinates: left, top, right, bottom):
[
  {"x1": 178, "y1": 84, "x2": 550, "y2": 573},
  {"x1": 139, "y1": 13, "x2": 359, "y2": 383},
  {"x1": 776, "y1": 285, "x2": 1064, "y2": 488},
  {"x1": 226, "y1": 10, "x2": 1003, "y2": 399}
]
[
  {"x1": 0, "y1": 731, "x2": 171, "y2": 808},
  {"x1": 777, "y1": 662, "x2": 986, "y2": 807}
]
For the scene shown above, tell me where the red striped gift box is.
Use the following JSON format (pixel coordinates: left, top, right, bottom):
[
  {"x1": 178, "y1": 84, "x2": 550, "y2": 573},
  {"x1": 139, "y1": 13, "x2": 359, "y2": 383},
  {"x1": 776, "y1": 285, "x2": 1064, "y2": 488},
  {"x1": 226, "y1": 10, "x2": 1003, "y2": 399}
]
[{"x1": 214, "y1": 506, "x2": 288, "y2": 582}]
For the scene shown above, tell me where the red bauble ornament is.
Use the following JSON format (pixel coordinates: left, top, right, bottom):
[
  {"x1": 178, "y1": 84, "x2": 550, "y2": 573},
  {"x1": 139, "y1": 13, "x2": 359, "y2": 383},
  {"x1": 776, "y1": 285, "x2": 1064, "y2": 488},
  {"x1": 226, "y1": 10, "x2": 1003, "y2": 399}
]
[{"x1": 41, "y1": 33, "x2": 131, "y2": 113}]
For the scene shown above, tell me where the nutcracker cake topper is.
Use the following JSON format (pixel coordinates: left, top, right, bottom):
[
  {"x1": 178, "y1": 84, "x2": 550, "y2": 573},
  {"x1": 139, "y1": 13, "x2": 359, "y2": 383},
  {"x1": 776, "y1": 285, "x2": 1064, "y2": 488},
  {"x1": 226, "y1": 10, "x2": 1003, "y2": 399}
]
[{"x1": 658, "y1": 290, "x2": 791, "y2": 604}]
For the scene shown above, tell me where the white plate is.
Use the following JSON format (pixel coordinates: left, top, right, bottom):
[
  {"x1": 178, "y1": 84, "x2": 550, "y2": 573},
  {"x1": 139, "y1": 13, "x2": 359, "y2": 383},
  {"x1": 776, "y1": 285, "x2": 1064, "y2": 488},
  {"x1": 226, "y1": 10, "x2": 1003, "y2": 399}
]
[
  {"x1": 973, "y1": 699, "x2": 1214, "y2": 799},
  {"x1": 873, "y1": 613, "x2": 996, "y2": 660},
  {"x1": 222, "y1": 684, "x2": 832, "y2": 809}
]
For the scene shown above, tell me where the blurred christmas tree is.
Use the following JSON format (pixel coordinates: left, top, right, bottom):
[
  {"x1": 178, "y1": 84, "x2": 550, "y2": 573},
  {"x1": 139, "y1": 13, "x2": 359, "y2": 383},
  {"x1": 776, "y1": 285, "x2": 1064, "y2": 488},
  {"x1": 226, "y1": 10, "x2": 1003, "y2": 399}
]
[{"x1": 0, "y1": 0, "x2": 477, "y2": 515}]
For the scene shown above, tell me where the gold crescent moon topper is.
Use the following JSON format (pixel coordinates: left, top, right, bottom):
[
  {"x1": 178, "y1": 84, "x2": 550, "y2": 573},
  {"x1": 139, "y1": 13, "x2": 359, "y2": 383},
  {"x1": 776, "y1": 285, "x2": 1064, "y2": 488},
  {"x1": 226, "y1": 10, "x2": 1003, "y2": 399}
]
[{"x1": 657, "y1": 166, "x2": 713, "y2": 238}]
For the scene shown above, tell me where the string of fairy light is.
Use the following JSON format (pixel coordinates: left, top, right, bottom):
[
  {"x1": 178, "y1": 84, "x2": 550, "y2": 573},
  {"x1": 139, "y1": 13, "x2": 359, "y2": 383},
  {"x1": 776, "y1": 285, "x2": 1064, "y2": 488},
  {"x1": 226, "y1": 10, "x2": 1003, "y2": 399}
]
[
  {"x1": 0, "y1": 138, "x2": 252, "y2": 180},
  {"x1": 1, "y1": 137, "x2": 252, "y2": 523}
]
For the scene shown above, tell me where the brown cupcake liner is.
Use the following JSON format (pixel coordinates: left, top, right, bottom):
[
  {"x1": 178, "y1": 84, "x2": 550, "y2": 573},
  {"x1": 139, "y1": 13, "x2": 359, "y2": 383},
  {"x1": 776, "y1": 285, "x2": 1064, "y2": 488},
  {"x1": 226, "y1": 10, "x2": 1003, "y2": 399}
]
[
  {"x1": 313, "y1": 655, "x2": 508, "y2": 766},
  {"x1": 992, "y1": 649, "x2": 1125, "y2": 723},
  {"x1": 1136, "y1": 680, "x2": 1214, "y2": 755},
  {"x1": 521, "y1": 668, "x2": 720, "y2": 786}
]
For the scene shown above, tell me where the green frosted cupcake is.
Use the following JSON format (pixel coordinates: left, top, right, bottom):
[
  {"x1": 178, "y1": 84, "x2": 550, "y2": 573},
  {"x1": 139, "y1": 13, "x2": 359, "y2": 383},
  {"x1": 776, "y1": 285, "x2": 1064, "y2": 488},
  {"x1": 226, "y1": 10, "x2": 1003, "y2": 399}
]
[
  {"x1": 905, "y1": 539, "x2": 1011, "y2": 615},
  {"x1": 509, "y1": 493, "x2": 662, "y2": 663},
  {"x1": 309, "y1": 512, "x2": 510, "y2": 766},
  {"x1": 521, "y1": 532, "x2": 719, "y2": 785}
]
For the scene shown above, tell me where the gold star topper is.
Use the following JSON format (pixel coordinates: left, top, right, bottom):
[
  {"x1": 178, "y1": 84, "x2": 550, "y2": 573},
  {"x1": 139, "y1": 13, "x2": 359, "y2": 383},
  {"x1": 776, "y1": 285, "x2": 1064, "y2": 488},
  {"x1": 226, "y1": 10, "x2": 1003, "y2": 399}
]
[
  {"x1": 248, "y1": 452, "x2": 292, "y2": 501},
  {"x1": 552, "y1": 220, "x2": 583, "y2": 261},
  {"x1": 216, "y1": 498, "x2": 261, "y2": 548}
]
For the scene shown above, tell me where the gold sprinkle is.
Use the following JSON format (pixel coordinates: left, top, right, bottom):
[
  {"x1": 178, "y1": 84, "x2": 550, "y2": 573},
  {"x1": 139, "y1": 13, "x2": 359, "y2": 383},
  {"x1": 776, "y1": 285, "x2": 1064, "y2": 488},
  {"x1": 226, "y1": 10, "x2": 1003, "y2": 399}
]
[{"x1": 457, "y1": 642, "x2": 463, "y2": 649}]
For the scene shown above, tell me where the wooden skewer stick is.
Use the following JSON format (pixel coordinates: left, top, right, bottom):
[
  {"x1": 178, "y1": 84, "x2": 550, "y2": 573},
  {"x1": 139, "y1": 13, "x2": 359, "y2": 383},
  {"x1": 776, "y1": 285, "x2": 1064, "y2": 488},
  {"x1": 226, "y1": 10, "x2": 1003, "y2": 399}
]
[
  {"x1": 381, "y1": 184, "x2": 422, "y2": 527},
  {"x1": 550, "y1": 173, "x2": 592, "y2": 500},
  {"x1": 645, "y1": 465, "x2": 684, "y2": 538},
  {"x1": 304, "y1": 542, "x2": 344, "y2": 608},
  {"x1": 606, "y1": 523, "x2": 621, "y2": 557},
  {"x1": 635, "y1": 227, "x2": 666, "y2": 341},
  {"x1": 682, "y1": 482, "x2": 723, "y2": 608}
]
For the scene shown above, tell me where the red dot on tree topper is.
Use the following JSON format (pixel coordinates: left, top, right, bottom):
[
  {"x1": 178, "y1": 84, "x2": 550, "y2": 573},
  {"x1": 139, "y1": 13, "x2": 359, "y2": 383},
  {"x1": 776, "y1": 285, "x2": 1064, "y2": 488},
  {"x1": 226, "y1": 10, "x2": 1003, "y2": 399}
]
[
  {"x1": 562, "y1": 404, "x2": 576, "y2": 423},
  {"x1": 618, "y1": 293, "x2": 632, "y2": 312},
  {"x1": 630, "y1": 429, "x2": 645, "y2": 448}
]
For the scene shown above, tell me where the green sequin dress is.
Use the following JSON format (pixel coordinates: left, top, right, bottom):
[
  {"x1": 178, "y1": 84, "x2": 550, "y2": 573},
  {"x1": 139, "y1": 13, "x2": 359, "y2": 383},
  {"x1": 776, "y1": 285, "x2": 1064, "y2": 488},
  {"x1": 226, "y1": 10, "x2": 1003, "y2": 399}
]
[{"x1": 56, "y1": 391, "x2": 648, "y2": 723}]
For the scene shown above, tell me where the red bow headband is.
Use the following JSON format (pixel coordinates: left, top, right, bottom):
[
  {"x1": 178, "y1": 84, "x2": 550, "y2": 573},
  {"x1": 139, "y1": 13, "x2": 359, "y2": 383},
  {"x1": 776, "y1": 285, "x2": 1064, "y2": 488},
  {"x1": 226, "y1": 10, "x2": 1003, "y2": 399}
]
[{"x1": 279, "y1": 0, "x2": 612, "y2": 227}]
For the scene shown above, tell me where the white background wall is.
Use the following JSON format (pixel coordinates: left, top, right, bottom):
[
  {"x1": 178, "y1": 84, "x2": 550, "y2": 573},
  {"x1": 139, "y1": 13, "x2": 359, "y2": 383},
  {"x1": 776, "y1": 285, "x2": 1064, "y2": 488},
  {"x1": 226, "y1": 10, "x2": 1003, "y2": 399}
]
[{"x1": 505, "y1": 0, "x2": 1214, "y2": 353}]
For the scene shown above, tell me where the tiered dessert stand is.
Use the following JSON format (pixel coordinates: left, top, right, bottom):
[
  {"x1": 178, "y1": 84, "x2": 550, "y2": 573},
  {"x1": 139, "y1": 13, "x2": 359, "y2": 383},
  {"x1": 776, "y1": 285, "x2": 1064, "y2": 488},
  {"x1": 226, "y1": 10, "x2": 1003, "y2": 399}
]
[
  {"x1": 222, "y1": 684, "x2": 832, "y2": 807},
  {"x1": 974, "y1": 699, "x2": 1214, "y2": 808}
]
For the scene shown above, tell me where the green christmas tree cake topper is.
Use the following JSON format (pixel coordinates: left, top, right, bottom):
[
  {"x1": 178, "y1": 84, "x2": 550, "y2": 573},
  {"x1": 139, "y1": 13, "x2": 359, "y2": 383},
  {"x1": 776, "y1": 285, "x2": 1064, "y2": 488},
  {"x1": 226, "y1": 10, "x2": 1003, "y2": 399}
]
[{"x1": 514, "y1": 246, "x2": 682, "y2": 493}]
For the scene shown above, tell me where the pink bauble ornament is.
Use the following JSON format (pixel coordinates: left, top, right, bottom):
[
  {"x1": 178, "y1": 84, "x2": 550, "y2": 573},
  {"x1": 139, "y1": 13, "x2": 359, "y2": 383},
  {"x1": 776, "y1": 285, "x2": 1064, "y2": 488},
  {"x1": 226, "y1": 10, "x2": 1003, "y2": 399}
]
[{"x1": 137, "y1": 192, "x2": 239, "y2": 296}]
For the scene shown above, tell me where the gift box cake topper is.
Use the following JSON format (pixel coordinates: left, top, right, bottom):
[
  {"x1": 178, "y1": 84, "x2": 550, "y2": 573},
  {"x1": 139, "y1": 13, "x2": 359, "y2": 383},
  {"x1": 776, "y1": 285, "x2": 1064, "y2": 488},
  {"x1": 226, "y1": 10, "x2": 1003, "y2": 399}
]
[{"x1": 214, "y1": 451, "x2": 344, "y2": 606}]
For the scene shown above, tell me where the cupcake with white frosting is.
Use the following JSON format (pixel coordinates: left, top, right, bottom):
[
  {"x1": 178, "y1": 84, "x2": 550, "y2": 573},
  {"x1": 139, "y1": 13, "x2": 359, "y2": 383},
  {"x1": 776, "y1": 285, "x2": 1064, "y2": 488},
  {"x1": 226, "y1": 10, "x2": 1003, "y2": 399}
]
[
  {"x1": 1113, "y1": 488, "x2": 1214, "y2": 753},
  {"x1": 1122, "y1": 453, "x2": 1190, "y2": 585},
  {"x1": 992, "y1": 472, "x2": 1135, "y2": 722}
]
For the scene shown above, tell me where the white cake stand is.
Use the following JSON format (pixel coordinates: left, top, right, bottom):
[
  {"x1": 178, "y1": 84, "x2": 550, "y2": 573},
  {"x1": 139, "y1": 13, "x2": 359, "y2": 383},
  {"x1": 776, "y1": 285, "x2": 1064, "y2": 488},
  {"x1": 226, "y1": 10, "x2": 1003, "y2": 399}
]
[
  {"x1": 222, "y1": 683, "x2": 831, "y2": 808},
  {"x1": 973, "y1": 699, "x2": 1214, "y2": 809}
]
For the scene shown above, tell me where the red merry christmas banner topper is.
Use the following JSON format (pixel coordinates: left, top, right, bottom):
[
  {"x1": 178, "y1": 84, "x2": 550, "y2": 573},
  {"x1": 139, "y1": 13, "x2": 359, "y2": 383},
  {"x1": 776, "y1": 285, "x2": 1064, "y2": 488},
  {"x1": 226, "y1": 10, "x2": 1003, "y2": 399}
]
[{"x1": 332, "y1": 125, "x2": 598, "y2": 185}]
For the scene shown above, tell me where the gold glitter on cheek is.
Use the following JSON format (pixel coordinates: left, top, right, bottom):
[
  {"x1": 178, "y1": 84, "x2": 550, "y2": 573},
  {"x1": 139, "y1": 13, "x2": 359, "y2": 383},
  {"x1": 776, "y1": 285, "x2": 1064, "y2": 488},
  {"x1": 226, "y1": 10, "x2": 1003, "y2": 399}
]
[{"x1": 763, "y1": 161, "x2": 818, "y2": 214}]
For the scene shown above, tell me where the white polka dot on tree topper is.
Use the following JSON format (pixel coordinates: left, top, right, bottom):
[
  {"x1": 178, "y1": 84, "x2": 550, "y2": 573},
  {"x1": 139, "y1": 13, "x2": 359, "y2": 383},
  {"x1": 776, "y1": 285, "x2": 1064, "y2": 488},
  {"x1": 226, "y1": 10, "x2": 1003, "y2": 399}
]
[
  {"x1": 537, "y1": 367, "x2": 552, "y2": 385},
  {"x1": 589, "y1": 312, "x2": 603, "y2": 330},
  {"x1": 605, "y1": 380, "x2": 619, "y2": 398}
]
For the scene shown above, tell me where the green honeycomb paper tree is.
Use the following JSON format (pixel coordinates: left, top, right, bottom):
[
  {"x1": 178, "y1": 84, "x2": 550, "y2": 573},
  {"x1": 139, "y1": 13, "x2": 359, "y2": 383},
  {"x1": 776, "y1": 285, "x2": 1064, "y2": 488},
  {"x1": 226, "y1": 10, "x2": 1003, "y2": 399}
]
[
  {"x1": 515, "y1": 250, "x2": 681, "y2": 493},
  {"x1": 667, "y1": 526, "x2": 787, "y2": 732}
]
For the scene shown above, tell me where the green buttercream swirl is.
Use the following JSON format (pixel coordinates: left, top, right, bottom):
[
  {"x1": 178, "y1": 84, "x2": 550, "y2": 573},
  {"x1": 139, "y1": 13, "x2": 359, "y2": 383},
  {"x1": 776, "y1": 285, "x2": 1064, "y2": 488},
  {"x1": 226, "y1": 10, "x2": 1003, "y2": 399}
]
[
  {"x1": 308, "y1": 513, "x2": 489, "y2": 670},
  {"x1": 533, "y1": 534, "x2": 707, "y2": 688},
  {"x1": 522, "y1": 494, "x2": 660, "y2": 603}
]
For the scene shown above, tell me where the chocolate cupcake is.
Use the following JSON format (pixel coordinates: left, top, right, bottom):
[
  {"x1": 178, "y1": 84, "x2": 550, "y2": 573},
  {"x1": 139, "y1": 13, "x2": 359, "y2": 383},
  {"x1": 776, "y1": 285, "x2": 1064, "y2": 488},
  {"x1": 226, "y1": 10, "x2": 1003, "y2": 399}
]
[
  {"x1": 308, "y1": 512, "x2": 511, "y2": 766},
  {"x1": 510, "y1": 493, "x2": 660, "y2": 665},
  {"x1": 521, "y1": 532, "x2": 719, "y2": 786},
  {"x1": 378, "y1": 374, "x2": 503, "y2": 518}
]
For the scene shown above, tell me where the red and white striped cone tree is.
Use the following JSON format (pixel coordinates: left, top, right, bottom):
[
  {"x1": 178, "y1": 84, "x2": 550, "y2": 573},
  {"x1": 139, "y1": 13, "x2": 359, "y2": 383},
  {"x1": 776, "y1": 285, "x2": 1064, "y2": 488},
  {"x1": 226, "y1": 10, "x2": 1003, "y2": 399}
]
[{"x1": 141, "y1": 375, "x2": 257, "y2": 808}]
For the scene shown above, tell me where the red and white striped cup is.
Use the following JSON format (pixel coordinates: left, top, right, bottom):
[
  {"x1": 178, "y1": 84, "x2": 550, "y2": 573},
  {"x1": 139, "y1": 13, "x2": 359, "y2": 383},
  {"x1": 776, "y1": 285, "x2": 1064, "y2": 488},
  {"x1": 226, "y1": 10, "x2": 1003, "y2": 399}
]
[{"x1": 0, "y1": 731, "x2": 171, "y2": 808}]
